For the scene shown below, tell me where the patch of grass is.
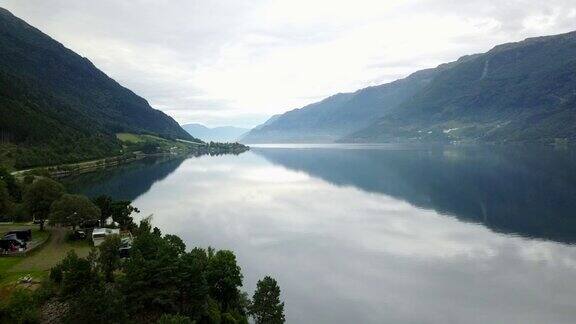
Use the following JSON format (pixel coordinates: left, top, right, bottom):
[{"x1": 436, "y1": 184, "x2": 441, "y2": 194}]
[
  {"x1": 0, "y1": 257, "x2": 21, "y2": 274},
  {"x1": 0, "y1": 227, "x2": 92, "y2": 294},
  {"x1": 13, "y1": 231, "x2": 91, "y2": 272},
  {"x1": 0, "y1": 223, "x2": 33, "y2": 231},
  {"x1": 140, "y1": 134, "x2": 168, "y2": 142},
  {"x1": 117, "y1": 132, "x2": 204, "y2": 156},
  {"x1": 31, "y1": 229, "x2": 49, "y2": 243},
  {"x1": 116, "y1": 133, "x2": 144, "y2": 143}
]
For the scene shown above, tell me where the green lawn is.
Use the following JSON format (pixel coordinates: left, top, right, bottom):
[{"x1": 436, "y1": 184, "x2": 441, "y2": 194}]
[
  {"x1": 0, "y1": 225, "x2": 92, "y2": 298},
  {"x1": 117, "y1": 132, "x2": 174, "y2": 143},
  {"x1": 117, "y1": 132, "x2": 203, "y2": 154},
  {"x1": 116, "y1": 132, "x2": 146, "y2": 143}
]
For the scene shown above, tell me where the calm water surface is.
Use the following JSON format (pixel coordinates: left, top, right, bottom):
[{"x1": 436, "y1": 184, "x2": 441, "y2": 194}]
[{"x1": 65, "y1": 145, "x2": 576, "y2": 324}]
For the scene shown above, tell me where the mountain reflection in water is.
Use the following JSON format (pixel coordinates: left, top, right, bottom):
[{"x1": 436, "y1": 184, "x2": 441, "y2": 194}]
[
  {"x1": 253, "y1": 145, "x2": 576, "y2": 243},
  {"x1": 65, "y1": 145, "x2": 576, "y2": 323}
]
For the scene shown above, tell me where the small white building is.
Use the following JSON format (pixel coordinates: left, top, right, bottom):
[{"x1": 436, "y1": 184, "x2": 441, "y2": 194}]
[{"x1": 92, "y1": 228, "x2": 120, "y2": 247}]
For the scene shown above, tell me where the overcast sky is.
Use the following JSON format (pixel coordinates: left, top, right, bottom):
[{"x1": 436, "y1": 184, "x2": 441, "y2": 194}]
[{"x1": 3, "y1": 0, "x2": 576, "y2": 128}]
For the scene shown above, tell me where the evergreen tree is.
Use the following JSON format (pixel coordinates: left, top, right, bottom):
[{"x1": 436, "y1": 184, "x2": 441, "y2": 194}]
[
  {"x1": 249, "y1": 276, "x2": 285, "y2": 324},
  {"x1": 0, "y1": 180, "x2": 10, "y2": 220},
  {"x1": 64, "y1": 284, "x2": 127, "y2": 324},
  {"x1": 178, "y1": 248, "x2": 210, "y2": 319},
  {"x1": 54, "y1": 251, "x2": 100, "y2": 297},
  {"x1": 206, "y1": 250, "x2": 243, "y2": 311},
  {"x1": 98, "y1": 235, "x2": 122, "y2": 282},
  {"x1": 120, "y1": 221, "x2": 181, "y2": 316},
  {"x1": 0, "y1": 167, "x2": 20, "y2": 200},
  {"x1": 157, "y1": 314, "x2": 194, "y2": 324},
  {"x1": 111, "y1": 200, "x2": 139, "y2": 230},
  {"x1": 93, "y1": 195, "x2": 113, "y2": 226}
]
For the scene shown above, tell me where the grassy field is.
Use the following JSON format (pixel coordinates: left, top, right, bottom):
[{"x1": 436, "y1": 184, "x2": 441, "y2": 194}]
[
  {"x1": 0, "y1": 224, "x2": 91, "y2": 299},
  {"x1": 116, "y1": 132, "x2": 146, "y2": 143},
  {"x1": 117, "y1": 132, "x2": 204, "y2": 154},
  {"x1": 117, "y1": 132, "x2": 185, "y2": 144}
]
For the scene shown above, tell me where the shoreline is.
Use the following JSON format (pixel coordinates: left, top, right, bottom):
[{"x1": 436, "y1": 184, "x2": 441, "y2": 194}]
[
  {"x1": 11, "y1": 152, "x2": 163, "y2": 179},
  {"x1": 11, "y1": 143, "x2": 250, "y2": 179}
]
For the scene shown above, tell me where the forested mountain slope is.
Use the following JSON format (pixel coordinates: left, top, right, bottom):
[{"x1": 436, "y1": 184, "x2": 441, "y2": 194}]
[
  {"x1": 0, "y1": 8, "x2": 194, "y2": 168},
  {"x1": 345, "y1": 31, "x2": 576, "y2": 143},
  {"x1": 243, "y1": 31, "x2": 576, "y2": 144}
]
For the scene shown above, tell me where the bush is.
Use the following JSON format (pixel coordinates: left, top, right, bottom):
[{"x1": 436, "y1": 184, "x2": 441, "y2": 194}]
[
  {"x1": 33, "y1": 280, "x2": 57, "y2": 305},
  {"x1": 49, "y1": 264, "x2": 63, "y2": 283},
  {"x1": 0, "y1": 289, "x2": 39, "y2": 323},
  {"x1": 157, "y1": 314, "x2": 194, "y2": 324},
  {"x1": 63, "y1": 285, "x2": 127, "y2": 324},
  {"x1": 98, "y1": 234, "x2": 122, "y2": 282},
  {"x1": 56, "y1": 251, "x2": 100, "y2": 297}
]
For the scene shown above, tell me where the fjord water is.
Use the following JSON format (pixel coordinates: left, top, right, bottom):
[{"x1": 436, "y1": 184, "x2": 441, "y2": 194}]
[{"x1": 65, "y1": 145, "x2": 576, "y2": 323}]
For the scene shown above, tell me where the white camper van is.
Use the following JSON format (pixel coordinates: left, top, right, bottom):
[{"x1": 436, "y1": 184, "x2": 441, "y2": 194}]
[{"x1": 92, "y1": 228, "x2": 120, "y2": 247}]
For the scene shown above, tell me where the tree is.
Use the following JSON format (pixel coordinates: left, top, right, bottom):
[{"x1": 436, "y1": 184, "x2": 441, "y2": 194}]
[
  {"x1": 120, "y1": 220, "x2": 182, "y2": 316},
  {"x1": 0, "y1": 289, "x2": 39, "y2": 323},
  {"x1": 206, "y1": 250, "x2": 243, "y2": 311},
  {"x1": 249, "y1": 276, "x2": 285, "y2": 324},
  {"x1": 111, "y1": 200, "x2": 139, "y2": 230},
  {"x1": 164, "y1": 234, "x2": 186, "y2": 256},
  {"x1": 178, "y1": 248, "x2": 209, "y2": 318},
  {"x1": 64, "y1": 284, "x2": 127, "y2": 324},
  {"x1": 24, "y1": 178, "x2": 65, "y2": 230},
  {"x1": 0, "y1": 167, "x2": 21, "y2": 201},
  {"x1": 53, "y1": 250, "x2": 100, "y2": 297},
  {"x1": 0, "y1": 179, "x2": 10, "y2": 220},
  {"x1": 157, "y1": 314, "x2": 193, "y2": 324},
  {"x1": 93, "y1": 195, "x2": 113, "y2": 226},
  {"x1": 98, "y1": 234, "x2": 122, "y2": 282},
  {"x1": 49, "y1": 194, "x2": 101, "y2": 230}
]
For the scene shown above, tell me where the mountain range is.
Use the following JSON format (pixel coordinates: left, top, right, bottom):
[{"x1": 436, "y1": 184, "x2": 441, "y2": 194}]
[
  {"x1": 181, "y1": 124, "x2": 248, "y2": 143},
  {"x1": 0, "y1": 7, "x2": 194, "y2": 169},
  {"x1": 242, "y1": 31, "x2": 576, "y2": 144}
]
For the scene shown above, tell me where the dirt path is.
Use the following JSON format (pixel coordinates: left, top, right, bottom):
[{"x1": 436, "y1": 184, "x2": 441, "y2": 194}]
[{"x1": 13, "y1": 227, "x2": 91, "y2": 271}]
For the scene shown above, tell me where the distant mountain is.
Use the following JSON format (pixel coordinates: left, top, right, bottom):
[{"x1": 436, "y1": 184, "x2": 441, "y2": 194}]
[
  {"x1": 243, "y1": 31, "x2": 576, "y2": 144},
  {"x1": 0, "y1": 8, "x2": 195, "y2": 168},
  {"x1": 345, "y1": 32, "x2": 576, "y2": 143},
  {"x1": 241, "y1": 67, "x2": 443, "y2": 143},
  {"x1": 182, "y1": 123, "x2": 248, "y2": 142}
]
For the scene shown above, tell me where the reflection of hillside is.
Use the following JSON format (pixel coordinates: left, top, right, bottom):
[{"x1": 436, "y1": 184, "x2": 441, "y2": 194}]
[
  {"x1": 64, "y1": 157, "x2": 185, "y2": 201},
  {"x1": 255, "y1": 146, "x2": 576, "y2": 243}
]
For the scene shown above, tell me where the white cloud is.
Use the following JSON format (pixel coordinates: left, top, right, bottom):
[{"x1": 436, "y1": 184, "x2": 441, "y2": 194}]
[{"x1": 2, "y1": 0, "x2": 576, "y2": 127}]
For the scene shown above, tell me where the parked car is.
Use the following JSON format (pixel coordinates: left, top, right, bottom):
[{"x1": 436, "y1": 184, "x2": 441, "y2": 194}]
[
  {"x1": 70, "y1": 230, "x2": 87, "y2": 240},
  {"x1": 4, "y1": 229, "x2": 32, "y2": 242},
  {"x1": 3, "y1": 234, "x2": 19, "y2": 241},
  {"x1": 0, "y1": 237, "x2": 27, "y2": 252}
]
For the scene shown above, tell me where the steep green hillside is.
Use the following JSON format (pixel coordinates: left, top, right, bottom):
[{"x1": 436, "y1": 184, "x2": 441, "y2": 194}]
[
  {"x1": 244, "y1": 31, "x2": 576, "y2": 144},
  {"x1": 0, "y1": 8, "x2": 195, "y2": 169},
  {"x1": 344, "y1": 32, "x2": 576, "y2": 143}
]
